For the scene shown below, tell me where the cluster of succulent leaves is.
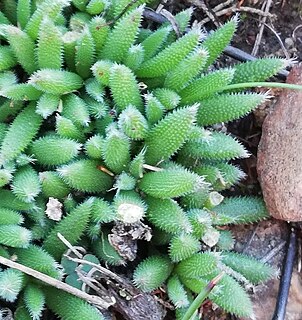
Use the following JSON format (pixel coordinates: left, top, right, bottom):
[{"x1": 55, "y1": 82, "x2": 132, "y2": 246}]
[{"x1": 0, "y1": 0, "x2": 286, "y2": 318}]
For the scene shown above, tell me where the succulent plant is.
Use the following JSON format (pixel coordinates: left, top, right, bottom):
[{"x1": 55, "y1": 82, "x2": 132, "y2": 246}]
[{"x1": 0, "y1": 0, "x2": 289, "y2": 318}]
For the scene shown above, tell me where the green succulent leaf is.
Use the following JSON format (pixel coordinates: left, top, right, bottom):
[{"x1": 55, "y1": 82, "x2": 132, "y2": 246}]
[
  {"x1": 24, "y1": 284, "x2": 45, "y2": 320},
  {"x1": 197, "y1": 92, "x2": 270, "y2": 126},
  {"x1": 139, "y1": 167, "x2": 206, "y2": 199},
  {"x1": 31, "y1": 136, "x2": 81, "y2": 167},
  {"x1": 169, "y1": 233, "x2": 200, "y2": 262},
  {"x1": 167, "y1": 274, "x2": 190, "y2": 308},
  {"x1": 212, "y1": 197, "x2": 269, "y2": 225},
  {"x1": 0, "y1": 269, "x2": 25, "y2": 302},
  {"x1": 36, "y1": 17, "x2": 63, "y2": 69},
  {"x1": 101, "y1": 6, "x2": 144, "y2": 62},
  {"x1": 221, "y1": 251, "x2": 276, "y2": 284},
  {"x1": 144, "y1": 105, "x2": 198, "y2": 165},
  {"x1": 146, "y1": 197, "x2": 192, "y2": 234},
  {"x1": 180, "y1": 131, "x2": 249, "y2": 161},
  {"x1": 43, "y1": 199, "x2": 93, "y2": 260},
  {"x1": 109, "y1": 63, "x2": 143, "y2": 113},
  {"x1": 0, "y1": 103, "x2": 43, "y2": 165},
  {"x1": 45, "y1": 287, "x2": 104, "y2": 320},
  {"x1": 15, "y1": 245, "x2": 63, "y2": 279},
  {"x1": 137, "y1": 28, "x2": 202, "y2": 78},
  {"x1": 133, "y1": 256, "x2": 173, "y2": 292}
]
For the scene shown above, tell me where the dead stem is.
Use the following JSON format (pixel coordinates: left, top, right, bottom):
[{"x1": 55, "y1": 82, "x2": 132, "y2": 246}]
[{"x1": 0, "y1": 255, "x2": 115, "y2": 309}]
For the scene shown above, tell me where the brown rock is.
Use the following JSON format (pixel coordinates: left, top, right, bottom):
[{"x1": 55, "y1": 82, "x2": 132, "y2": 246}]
[{"x1": 257, "y1": 65, "x2": 302, "y2": 221}]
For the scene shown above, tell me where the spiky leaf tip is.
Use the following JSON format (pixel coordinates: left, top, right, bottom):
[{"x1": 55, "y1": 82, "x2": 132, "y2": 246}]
[
  {"x1": 139, "y1": 167, "x2": 206, "y2": 199},
  {"x1": 102, "y1": 125, "x2": 131, "y2": 174},
  {"x1": 202, "y1": 15, "x2": 238, "y2": 67},
  {"x1": 169, "y1": 233, "x2": 200, "y2": 262},
  {"x1": 137, "y1": 27, "x2": 203, "y2": 78},
  {"x1": 232, "y1": 58, "x2": 292, "y2": 84},
  {"x1": 91, "y1": 60, "x2": 113, "y2": 86},
  {"x1": 217, "y1": 230, "x2": 235, "y2": 251},
  {"x1": 0, "y1": 269, "x2": 25, "y2": 302},
  {"x1": 85, "y1": 134, "x2": 104, "y2": 159},
  {"x1": 114, "y1": 172, "x2": 136, "y2": 191},
  {"x1": 55, "y1": 118, "x2": 83, "y2": 144},
  {"x1": 25, "y1": 0, "x2": 70, "y2": 40},
  {"x1": 212, "y1": 196, "x2": 269, "y2": 225},
  {"x1": 167, "y1": 274, "x2": 189, "y2": 308},
  {"x1": 0, "y1": 190, "x2": 35, "y2": 211},
  {"x1": 144, "y1": 93, "x2": 165, "y2": 125},
  {"x1": 24, "y1": 284, "x2": 45, "y2": 320},
  {"x1": 129, "y1": 147, "x2": 146, "y2": 179},
  {"x1": 91, "y1": 197, "x2": 116, "y2": 224},
  {"x1": 186, "y1": 209, "x2": 212, "y2": 239},
  {"x1": 85, "y1": 95, "x2": 109, "y2": 119},
  {"x1": 180, "y1": 131, "x2": 249, "y2": 161},
  {"x1": 57, "y1": 159, "x2": 113, "y2": 193},
  {"x1": 43, "y1": 199, "x2": 93, "y2": 260},
  {"x1": 146, "y1": 197, "x2": 192, "y2": 234},
  {"x1": 215, "y1": 162, "x2": 246, "y2": 190},
  {"x1": 85, "y1": 78, "x2": 104, "y2": 102},
  {"x1": 36, "y1": 94, "x2": 60, "y2": 119},
  {"x1": 28, "y1": 69, "x2": 83, "y2": 95},
  {"x1": 12, "y1": 166, "x2": 41, "y2": 203},
  {"x1": 133, "y1": 256, "x2": 173, "y2": 292},
  {"x1": 118, "y1": 105, "x2": 148, "y2": 140},
  {"x1": 123, "y1": 44, "x2": 145, "y2": 71},
  {"x1": 164, "y1": 47, "x2": 208, "y2": 92},
  {"x1": 100, "y1": 5, "x2": 144, "y2": 62},
  {"x1": 144, "y1": 105, "x2": 198, "y2": 164},
  {"x1": 152, "y1": 88, "x2": 181, "y2": 110},
  {"x1": 0, "y1": 225, "x2": 32, "y2": 248},
  {"x1": 109, "y1": 64, "x2": 143, "y2": 113},
  {"x1": 197, "y1": 92, "x2": 270, "y2": 126}
]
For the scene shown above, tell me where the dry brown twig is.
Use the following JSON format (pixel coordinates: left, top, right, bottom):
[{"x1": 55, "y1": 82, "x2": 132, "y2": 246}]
[
  {"x1": 0, "y1": 255, "x2": 115, "y2": 309},
  {"x1": 186, "y1": 0, "x2": 275, "y2": 26},
  {"x1": 252, "y1": 0, "x2": 273, "y2": 56}
]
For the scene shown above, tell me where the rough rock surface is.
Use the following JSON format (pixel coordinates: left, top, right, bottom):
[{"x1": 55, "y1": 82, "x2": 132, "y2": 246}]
[{"x1": 257, "y1": 64, "x2": 302, "y2": 221}]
